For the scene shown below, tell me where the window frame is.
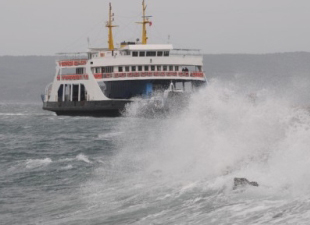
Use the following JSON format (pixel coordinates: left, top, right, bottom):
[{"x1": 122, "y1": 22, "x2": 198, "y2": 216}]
[
  {"x1": 95, "y1": 67, "x2": 101, "y2": 73},
  {"x1": 146, "y1": 51, "x2": 156, "y2": 57},
  {"x1": 164, "y1": 51, "x2": 170, "y2": 57}
]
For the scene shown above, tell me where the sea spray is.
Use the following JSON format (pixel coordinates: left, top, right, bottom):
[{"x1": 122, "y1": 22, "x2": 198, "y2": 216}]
[
  {"x1": 113, "y1": 80, "x2": 296, "y2": 182},
  {"x1": 81, "y1": 79, "x2": 310, "y2": 223}
]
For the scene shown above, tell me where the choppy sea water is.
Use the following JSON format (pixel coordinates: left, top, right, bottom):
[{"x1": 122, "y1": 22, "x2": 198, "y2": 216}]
[{"x1": 1, "y1": 81, "x2": 310, "y2": 225}]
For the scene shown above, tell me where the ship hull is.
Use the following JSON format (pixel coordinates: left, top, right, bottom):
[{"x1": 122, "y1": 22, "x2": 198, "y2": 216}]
[{"x1": 43, "y1": 100, "x2": 131, "y2": 117}]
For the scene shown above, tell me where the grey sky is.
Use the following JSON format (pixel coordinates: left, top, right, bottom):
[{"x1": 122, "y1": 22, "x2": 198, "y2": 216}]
[{"x1": 1, "y1": 0, "x2": 310, "y2": 55}]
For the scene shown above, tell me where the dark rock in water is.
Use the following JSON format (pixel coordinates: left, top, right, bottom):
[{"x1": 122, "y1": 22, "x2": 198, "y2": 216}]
[{"x1": 233, "y1": 178, "x2": 259, "y2": 190}]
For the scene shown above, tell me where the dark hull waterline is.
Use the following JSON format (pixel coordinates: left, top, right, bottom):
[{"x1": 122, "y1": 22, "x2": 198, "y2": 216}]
[{"x1": 43, "y1": 100, "x2": 131, "y2": 117}]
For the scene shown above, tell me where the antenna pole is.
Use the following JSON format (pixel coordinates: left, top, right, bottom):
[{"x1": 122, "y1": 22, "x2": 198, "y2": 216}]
[
  {"x1": 136, "y1": 0, "x2": 151, "y2": 45},
  {"x1": 106, "y1": 3, "x2": 118, "y2": 50}
]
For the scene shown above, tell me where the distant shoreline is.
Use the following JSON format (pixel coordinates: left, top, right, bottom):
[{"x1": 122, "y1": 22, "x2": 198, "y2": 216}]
[{"x1": 1, "y1": 51, "x2": 310, "y2": 57}]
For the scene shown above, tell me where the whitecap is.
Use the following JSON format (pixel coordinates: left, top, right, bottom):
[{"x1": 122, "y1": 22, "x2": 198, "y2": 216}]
[
  {"x1": 97, "y1": 132, "x2": 123, "y2": 140},
  {"x1": 0, "y1": 113, "x2": 27, "y2": 116},
  {"x1": 58, "y1": 158, "x2": 75, "y2": 162},
  {"x1": 25, "y1": 158, "x2": 52, "y2": 169},
  {"x1": 76, "y1": 154, "x2": 91, "y2": 164},
  {"x1": 61, "y1": 164, "x2": 73, "y2": 170}
]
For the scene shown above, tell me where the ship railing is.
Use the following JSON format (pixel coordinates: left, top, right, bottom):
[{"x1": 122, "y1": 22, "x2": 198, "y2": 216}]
[
  {"x1": 56, "y1": 72, "x2": 205, "y2": 81},
  {"x1": 170, "y1": 49, "x2": 202, "y2": 56},
  {"x1": 94, "y1": 71, "x2": 205, "y2": 79}
]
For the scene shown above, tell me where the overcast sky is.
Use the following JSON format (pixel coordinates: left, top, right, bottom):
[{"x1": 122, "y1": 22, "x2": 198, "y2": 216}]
[{"x1": 1, "y1": 0, "x2": 310, "y2": 55}]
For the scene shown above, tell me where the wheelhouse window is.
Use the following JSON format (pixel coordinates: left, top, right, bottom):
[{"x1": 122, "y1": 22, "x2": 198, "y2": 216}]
[
  {"x1": 157, "y1": 65, "x2": 161, "y2": 71},
  {"x1": 164, "y1": 51, "x2": 170, "y2": 57},
  {"x1": 132, "y1": 66, "x2": 136, "y2": 72},
  {"x1": 157, "y1": 51, "x2": 163, "y2": 57},
  {"x1": 151, "y1": 66, "x2": 155, "y2": 71},
  {"x1": 118, "y1": 66, "x2": 123, "y2": 72},
  {"x1": 138, "y1": 66, "x2": 143, "y2": 71},
  {"x1": 169, "y1": 65, "x2": 173, "y2": 71},
  {"x1": 175, "y1": 66, "x2": 179, "y2": 71},
  {"x1": 139, "y1": 51, "x2": 145, "y2": 57},
  {"x1": 125, "y1": 66, "x2": 130, "y2": 72},
  {"x1": 132, "y1": 51, "x2": 138, "y2": 57},
  {"x1": 163, "y1": 66, "x2": 168, "y2": 71},
  {"x1": 144, "y1": 66, "x2": 149, "y2": 71},
  {"x1": 146, "y1": 51, "x2": 156, "y2": 57}
]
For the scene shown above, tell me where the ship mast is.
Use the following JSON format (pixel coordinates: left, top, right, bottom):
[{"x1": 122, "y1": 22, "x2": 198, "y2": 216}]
[
  {"x1": 106, "y1": 3, "x2": 118, "y2": 50},
  {"x1": 137, "y1": 0, "x2": 152, "y2": 45}
]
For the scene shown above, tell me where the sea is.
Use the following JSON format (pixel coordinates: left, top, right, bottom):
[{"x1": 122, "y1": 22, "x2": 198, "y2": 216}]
[{"x1": 1, "y1": 79, "x2": 310, "y2": 224}]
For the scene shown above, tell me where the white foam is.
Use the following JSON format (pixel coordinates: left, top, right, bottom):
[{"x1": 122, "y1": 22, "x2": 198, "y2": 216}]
[
  {"x1": 79, "y1": 78, "x2": 310, "y2": 224},
  {"x1": 0, "y1": 113, "x2": 27, "y2": 116},
  {"x1": 76, "y1": 154, "x2": 91, "y2": 164},
  {"x1": 58, "y1": 158, "x2": 74, "y2": 162},
  {"x1": 98, "y1": 132, "x2": 123, "y2": 140},
  {"x1": 112, "y1": 79, "x2": 310, "y2": 196},
  {"x1": 25, "y1": 158, "x2": 52, "y2": 169},
  {"x1": 61, "y1": 164, "x2": 73, "y2": 170}
]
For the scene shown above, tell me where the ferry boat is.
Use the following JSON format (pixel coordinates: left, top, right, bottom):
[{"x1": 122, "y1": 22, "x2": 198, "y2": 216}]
[{"x1": 42, "y1": 1, "x2": 206, "y2": 116}]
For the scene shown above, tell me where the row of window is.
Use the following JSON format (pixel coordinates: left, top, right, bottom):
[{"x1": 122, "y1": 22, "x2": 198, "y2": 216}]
[
  {"x1": 118, "y1": 65, "x2": 179, "y2": 72},
  {"x1": 88, "y1": 50, "x2": 170, "y2": 59},
  {"x1": 91, "y1": 65, "x2": 203, "y2": 74},
  {"x1": 123, "y1": 65, "x2": 179, "y2": 72},
  {"x1": 93, "y1": 65, "x2": 182, "y2": 73},
  {"x1": 132, "y1": 51, "x2": 170, "y2": 57},
  {"x1": 94, "y1": 66, "x2": 114, "y2": 73}
]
